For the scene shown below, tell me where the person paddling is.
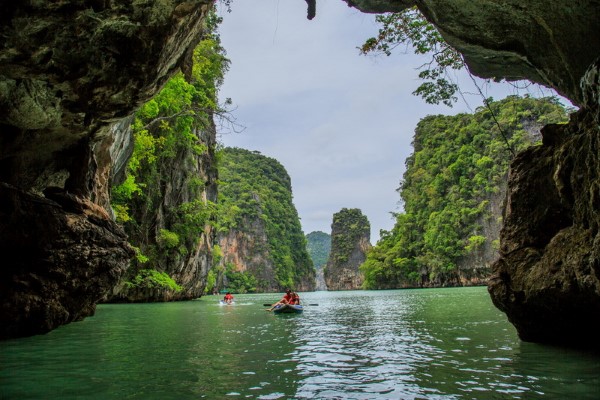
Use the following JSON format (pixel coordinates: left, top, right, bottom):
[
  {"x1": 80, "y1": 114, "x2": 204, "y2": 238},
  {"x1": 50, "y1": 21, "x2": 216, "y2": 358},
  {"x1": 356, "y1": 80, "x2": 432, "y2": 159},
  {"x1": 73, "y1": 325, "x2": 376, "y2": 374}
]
[
  {"x1": 223, "y1": 292, "x2": 234, "y2": 304},
  {"x1": 290, "y1": 291, "x2": 300, "y2": 305},
  {"x1": 267, "y1": 288, "x2": 295, "y2": 311}
]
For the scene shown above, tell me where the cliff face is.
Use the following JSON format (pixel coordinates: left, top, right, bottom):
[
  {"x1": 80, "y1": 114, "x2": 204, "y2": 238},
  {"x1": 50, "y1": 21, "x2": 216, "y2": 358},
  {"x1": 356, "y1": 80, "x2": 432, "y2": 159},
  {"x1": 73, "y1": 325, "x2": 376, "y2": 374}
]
[
  {"x1": 348, "y1": 0, "x2": 600, "y2": 349},
  {"x1": 0, "y1": 0, "x2": 212, "y2": 338},
  {"x1": 324, "y1": 208, "x2": 371, "y2": 290},
  {"x1": 456, "y1": 116, "x2": 548, "y2": 284},
  {"x1": 216, "y1": 148, "x2": 316, "y2": 293},
  {"x1": 109, "y1": 121, "x2": 218, "y2": 302},
  {"x1": 454, "y1": 182, "x2": 505, "y2": 286},
  {"x1": 218, "y1": 216, "x2": 279, "y2": 292},
  {"x1": 489, "y1": 87, "x2": 600, "y2": 347},
  {"x1": 0, "y1": 182, "x2": 134, "y2": 339}
]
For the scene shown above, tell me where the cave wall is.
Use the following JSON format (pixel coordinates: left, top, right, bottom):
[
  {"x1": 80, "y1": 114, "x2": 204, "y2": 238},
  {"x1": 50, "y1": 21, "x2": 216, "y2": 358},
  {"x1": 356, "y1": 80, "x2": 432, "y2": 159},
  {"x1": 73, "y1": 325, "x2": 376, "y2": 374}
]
[
  {"x1": 1, "y1": 0, "x2": 599, "y2": 348},
  {"x1": 489, "y1": 62, "x2": 600, "y2": 348},
  {"x1": 0, "y1": 0, "x2": 213, "y2": 339}
]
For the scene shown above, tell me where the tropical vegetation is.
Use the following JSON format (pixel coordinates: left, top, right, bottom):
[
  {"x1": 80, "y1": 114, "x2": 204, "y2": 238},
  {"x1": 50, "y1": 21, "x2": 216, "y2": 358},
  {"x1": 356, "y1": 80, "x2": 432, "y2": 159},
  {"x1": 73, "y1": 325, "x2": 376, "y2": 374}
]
[
  {"x1": 110, "y1": 10, "x2": 229, "y2": 293},
  {"x1": 361, "y1": 96, "x2": 569, "y2": 289},
  {"x1": 216, "y1": 147, "x2": 315, "y2": 292},
  {"x1": 360, "y1": 6, "x2": 463, "y2": 107}
]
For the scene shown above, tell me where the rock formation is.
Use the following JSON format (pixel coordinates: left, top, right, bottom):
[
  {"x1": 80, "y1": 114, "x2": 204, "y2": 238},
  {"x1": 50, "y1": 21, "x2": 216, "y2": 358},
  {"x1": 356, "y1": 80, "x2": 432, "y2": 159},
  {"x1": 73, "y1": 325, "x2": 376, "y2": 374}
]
[
  {"x1": 346, "y1": 0, "x2": 600, "y2": 349},
  {"x1": 1, "y1": 0, "x2": 599, "y2": 349},
  {"x1": 324, "y1": 208, "x2": 371, "y2": 290},
  {"x1": 0, "y1": 182, "x2": 134, "y2": 339},
  {"x1": 0, "y1": 0, "x2": 213, "y2": 338},
  {"x1": 218, "y1": 215, "x2": 280, "y2": 292},
  {"x1": 217, "y1": 148, "x2": 316, "y2": 293},
  {"x1": 108, "y1": 120, "x2": 218, "y2": 302},
  {"x1": 489, "y1": 99, "x2": 600, "y2": 348}
]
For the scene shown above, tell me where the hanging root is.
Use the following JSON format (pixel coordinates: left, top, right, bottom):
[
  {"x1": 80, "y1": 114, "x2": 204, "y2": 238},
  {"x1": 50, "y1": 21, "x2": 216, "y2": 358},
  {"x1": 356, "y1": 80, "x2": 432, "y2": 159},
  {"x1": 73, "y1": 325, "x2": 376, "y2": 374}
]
[{"x1": 305, "y1": 0, "x2": 316, "y2": 20}]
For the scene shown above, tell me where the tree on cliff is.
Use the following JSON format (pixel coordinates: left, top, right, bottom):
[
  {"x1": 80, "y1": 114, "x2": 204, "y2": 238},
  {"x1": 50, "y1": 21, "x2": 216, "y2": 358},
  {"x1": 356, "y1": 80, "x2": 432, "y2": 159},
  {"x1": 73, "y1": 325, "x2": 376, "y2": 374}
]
[
  {"x1": 214, "y1": 147, "x2": 316, "y2": 293},
  {"x1": 110, "y1": 12, "x2": 229, "y2": 300},
  {"x1": 324, "y1": 208, "x2": 371, "y2": 291},
  {"x1": 361, "y1": 96, "x2": 569, "y2": 289},
  {"x1": 360, "y1": 6, "x2": 463, "y2": 107}
]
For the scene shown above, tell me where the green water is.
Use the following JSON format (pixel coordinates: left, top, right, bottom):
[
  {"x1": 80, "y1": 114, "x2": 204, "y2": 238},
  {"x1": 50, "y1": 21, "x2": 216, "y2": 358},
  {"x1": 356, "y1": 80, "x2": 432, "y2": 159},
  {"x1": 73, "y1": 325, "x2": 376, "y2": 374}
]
[{"x1": 1, "y1": 287, "x2": 598, "y2": 399}]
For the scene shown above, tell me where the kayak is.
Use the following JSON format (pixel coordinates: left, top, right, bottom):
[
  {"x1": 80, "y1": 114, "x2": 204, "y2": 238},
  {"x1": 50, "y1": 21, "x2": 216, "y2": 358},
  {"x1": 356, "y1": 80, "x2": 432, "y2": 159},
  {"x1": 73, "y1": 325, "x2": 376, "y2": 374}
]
[
  {"x1": 219, "y1": 300, "x2": 234, "y2": 305},
  {"x1": 272, "y1": 304, "x2": 303, "y2": 314}
]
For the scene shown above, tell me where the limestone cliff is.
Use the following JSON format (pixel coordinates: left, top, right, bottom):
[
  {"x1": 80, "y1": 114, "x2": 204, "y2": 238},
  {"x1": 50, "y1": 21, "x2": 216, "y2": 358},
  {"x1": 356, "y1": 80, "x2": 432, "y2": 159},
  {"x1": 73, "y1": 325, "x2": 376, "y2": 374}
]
[
  {"x1": 489, "y1": 84, "x2": 600, "y2": 348},
  {"x1": 455, "y1": 104, "x2": 552, "y2": 285},
  {"x1": 347, "y1": 0, "x2": 600, "y2": 349},
  {"x1": 218, "y1": 215, "x2": 279, "y2": 292},
  {"x1": 0, "y1": 182, "x2": 134, "y2": 339},
  {"x1": 108, "y1": 120, "x2": 218, "y2": 302},
  {"x1": 216, "y1": 148, "x2": 316, "y2": 293},
  {"x1": 454, "y1": 181, "x2": 506, "y2": 286},
  {"x1": 0, "y1": 0, "x2": 213, "y2": 338},
  {"x1": 324, "y1": 208, "x2": 371, "y2": 290}
]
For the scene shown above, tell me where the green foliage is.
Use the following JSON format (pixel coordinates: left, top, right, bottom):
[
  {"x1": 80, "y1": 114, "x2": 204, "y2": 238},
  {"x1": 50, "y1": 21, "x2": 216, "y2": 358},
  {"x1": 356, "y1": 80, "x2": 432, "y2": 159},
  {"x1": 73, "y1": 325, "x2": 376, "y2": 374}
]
[
  {"x1": 125, "y1": 269, "x2": 183, "y2": 292},
  {"x1": 217, "y1": 147, "x2": 315, "y2": 290},
  {"x1": 158, "y1": 229, "x2": 180, "y2": 249},
  {"x1": 465, "y1": 235, "x2": 486, "y2": 253},
  {"x1": 224, "y1": 263, "x2": 258, "y2": 294},
  {"x1": 306, "y1": 231, "x2": 331, "y2": 269},
  {"x1": 110, "y1": 7, "x2": 229, "y2": 295},
  {"x1": 330, "y1": 208, "x2": 370, "y2": 265},
  {"x1": 360, "y1": 7, "x2": 463, "y2": 106},
  {"x1": 204, "y1": 269, "x2": 217, "y2": 294},
  {"x1": 361, "y1": 96, "x2": 569, "y2": 289},
  {"x1": 131, "y1": 245, "x2": 149, "y2": 264}
]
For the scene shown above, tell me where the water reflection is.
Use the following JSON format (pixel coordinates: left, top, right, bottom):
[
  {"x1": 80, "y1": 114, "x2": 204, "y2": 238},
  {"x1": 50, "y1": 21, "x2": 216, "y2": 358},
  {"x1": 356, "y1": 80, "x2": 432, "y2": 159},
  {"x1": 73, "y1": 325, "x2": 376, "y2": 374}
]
[
  {"x1": 1, "y1": 288, "x2": 598, "y2": 399},
  {"x1": 289, "y1": 288, "x2": 599, "y2": 399}
]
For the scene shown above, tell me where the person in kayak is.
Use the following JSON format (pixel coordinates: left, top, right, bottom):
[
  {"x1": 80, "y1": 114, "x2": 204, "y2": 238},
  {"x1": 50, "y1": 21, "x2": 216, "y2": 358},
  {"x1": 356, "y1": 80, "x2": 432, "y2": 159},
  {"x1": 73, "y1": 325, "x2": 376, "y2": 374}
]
[
  {"x1": 223, "y1": 292, "x2": 234, "y2": 304},
  {"x1": 267, "y1": 289, "x2": 295, "y2": 310},
  {"x1": 290, "y1": 291, "x2": 301, "y2": 305}
]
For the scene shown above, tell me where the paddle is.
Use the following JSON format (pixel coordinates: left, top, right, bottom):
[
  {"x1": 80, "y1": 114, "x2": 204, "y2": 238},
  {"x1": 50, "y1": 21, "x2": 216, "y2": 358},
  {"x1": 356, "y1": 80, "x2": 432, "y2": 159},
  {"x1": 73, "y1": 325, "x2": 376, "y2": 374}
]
[{"x1": 262, "y1": 303, "x2": 318, "y2": 306}]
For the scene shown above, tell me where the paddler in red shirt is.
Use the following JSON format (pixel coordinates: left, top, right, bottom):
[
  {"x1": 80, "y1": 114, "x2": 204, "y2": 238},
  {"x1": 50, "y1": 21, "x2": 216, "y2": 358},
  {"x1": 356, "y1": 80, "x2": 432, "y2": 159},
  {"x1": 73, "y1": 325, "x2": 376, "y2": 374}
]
[{"x1": 267, "y1": 288, "x2": 295, "y2": 311}]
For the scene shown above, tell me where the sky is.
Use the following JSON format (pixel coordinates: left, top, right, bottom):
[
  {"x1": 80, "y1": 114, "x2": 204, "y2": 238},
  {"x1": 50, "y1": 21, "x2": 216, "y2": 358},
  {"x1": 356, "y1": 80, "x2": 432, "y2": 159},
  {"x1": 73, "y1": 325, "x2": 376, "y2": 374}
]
[{"x1": 215, "y1": 0, "x2": 560, "y2": 243}]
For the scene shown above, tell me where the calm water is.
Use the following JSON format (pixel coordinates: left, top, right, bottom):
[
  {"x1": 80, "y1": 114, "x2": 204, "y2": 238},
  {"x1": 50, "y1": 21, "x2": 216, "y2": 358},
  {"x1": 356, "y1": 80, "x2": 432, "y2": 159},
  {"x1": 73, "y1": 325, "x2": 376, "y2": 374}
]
[{"x1": 1, "y1": 287, "x2": 598, "y2": 399}]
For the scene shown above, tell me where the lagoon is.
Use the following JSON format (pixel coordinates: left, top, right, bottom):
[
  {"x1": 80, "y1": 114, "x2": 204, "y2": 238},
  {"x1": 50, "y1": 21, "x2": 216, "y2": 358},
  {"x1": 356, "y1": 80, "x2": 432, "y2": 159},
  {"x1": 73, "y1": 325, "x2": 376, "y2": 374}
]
[{"x1": 1, "y1": 287, "x2": 598, "y2": 399}]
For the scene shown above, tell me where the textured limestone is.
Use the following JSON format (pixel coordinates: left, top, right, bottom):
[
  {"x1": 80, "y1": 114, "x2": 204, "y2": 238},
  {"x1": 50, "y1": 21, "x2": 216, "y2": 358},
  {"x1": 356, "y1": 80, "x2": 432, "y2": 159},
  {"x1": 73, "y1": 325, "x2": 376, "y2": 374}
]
[
  {"x1": 218, "y1": 217, "x2": 280, "y2": 292},
  {"x1": 0, "y1": 183, "x2": 134, "y2": 339},
  {"x1": 324, "y1": 208, "x2": 371, "y2": 290},
  {"x1": 218, "y1": 215, "x2": 317, "y2": 293},
  {"x1": 108, "y1": 122, "x2": 218, "y2": 302},
  {"x1": 488, "y1": 102, "x2": 600, "y2": 349},
  {"x1": 0, "y1": 0, "x2": 212, "y2": 338}
]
